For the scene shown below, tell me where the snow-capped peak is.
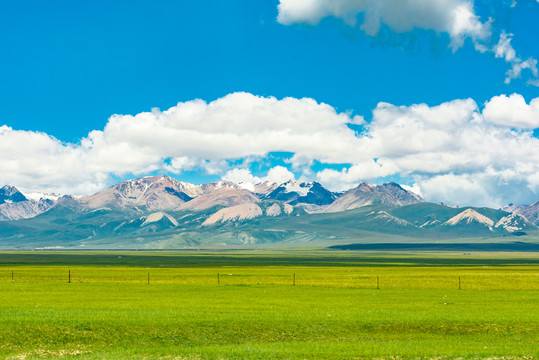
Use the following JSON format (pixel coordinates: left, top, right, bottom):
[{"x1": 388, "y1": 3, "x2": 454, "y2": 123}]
[
  {"x1": 23, "y1": 192, "x2": 62, "y2": 202},
  {"x1": 0, "y1": 185, "x2": 28, "y2": 204},
  {"x1": 282, "y1": 180, "x2": 312, "y2": 197}
]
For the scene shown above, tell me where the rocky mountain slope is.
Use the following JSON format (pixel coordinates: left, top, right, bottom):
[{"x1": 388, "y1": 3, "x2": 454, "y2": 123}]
[
  {"x1": 502, "y1": 202, "x2": 539, "y2": 225},
  {"x1": 0, "y1": 185, "x2": 57, "y2": 221},
  {"x1": 0, "y1": 185, "x2": 28, "y2": 204},
  {"x1": 176, "y1": 187, "x2": 260, "y2": 211},
  {"x1": 324, "y1": 182, "x2": 422, "y2": 213},
  {"x1": 79, "y1": 176, "x2": 195, "y2": 210}
]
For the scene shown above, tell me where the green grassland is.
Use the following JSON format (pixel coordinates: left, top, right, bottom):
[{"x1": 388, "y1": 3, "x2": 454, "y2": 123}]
[{"x1": 0, "y1": 251, "x2": 537, "y2": 359}]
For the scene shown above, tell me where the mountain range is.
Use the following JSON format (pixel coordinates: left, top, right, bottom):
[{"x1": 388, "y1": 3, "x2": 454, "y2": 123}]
[{"x1": 0, "y1": 176, "x2": 537, "y2": 249}]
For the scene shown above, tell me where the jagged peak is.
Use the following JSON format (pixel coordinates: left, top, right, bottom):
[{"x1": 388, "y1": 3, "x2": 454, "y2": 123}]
[
  {"x1": 1, "y1": 184, "x2": 22, "y2": 193},
  {"x1": 0, "y1": 185, "x2": 28, "y2": 204}
]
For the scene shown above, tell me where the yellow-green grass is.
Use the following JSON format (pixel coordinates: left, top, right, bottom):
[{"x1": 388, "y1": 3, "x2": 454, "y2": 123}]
[{"x1": 0, "y1": 251, "x2": 537, "y2": 359}]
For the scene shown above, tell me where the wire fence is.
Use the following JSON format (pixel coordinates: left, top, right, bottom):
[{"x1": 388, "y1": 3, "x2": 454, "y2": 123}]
[{"x1": 2, "y1": 268, "x2": 538, "y2": 290}]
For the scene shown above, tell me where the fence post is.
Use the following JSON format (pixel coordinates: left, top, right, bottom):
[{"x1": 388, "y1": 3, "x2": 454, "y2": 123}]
[
  {"x1": 459, "y1": 276, "x2": 461, "y2": 290},
  {"x1": 69, "y1": 270, "x2": 71, "y2": 284},
  {"x1": 11, "y1": 270, "x2": 13, "y2": 283},
  {"x1": 148, "y1": 272, "x2": 150, "y2": 285},
  {"x1": 293, "y1": 272, "x2": 295, "y2": 286},
  {"x1": 217, "y1": 273, "x2": 220, "y2": 285},
  {"x1": 377, "y1": 276, "x2": 379, "y2": 290}
]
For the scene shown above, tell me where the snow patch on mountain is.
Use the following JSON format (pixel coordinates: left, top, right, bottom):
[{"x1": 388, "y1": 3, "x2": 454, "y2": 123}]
[
  {"x1": 444, "y1": 209, "x2": 494, "y2": 229},
  {"x1": 23, "y1": 192, "x2": 62, "y2": 202},
  {"x1": 141, "y1": 212, "x2": 179, "y2": 227},
  {"x1": 494, "y1": 213, "x2": 528, "y2": 232},
  {"x1": 419, "y1": 220, "x2": 442, "y2": 228},
  {"x1": 264, "y1": 181, "x2": 336, "y2": 206},
  {"x1": 90, "y1": 207, "x2": 112, "y2": 213},
  {"x1": 366, "y1": 210, "x2": 414, "y2": 227},
  {"x1": 283, "y1": 181, "x2": 310, "y2": 196}
]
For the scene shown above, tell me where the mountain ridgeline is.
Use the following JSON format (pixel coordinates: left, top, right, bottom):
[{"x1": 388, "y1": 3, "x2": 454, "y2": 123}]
[{"x1": 0, "y1": 176, "x2": 537, "y2": 249}]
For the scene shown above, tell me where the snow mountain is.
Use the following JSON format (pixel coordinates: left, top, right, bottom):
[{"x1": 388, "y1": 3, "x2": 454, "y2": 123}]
[
  {"x1": 324, "y1": 182, "x2": 422, "y2": 213},
  {"x1": 263, "y1": 180, "x2": 336, "y2": 206},
  {"x1": 0, "y1": 185, "x2": 28, "y2": 204},
  {"x1": 79, "y1": 176, "x2": 196, "y2": 210},
  {"x1": 0, "y1": 185, "x2": 57, "y2": 221},
  {"x1": 1, "y1": 175, "x2": 539, "y2": 250}
]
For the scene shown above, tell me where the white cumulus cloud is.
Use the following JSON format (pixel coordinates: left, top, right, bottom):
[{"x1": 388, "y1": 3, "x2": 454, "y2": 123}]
[
  {"x1": 223, "y1": 165, "x2": 297, "y2": 191},
  {"x1": 0, "y1": 93, "x2": 360, "y2": 195},
  {"x1": 266, "y1": 166, "x2": 296, "y2": 183},
  {"x1": 483, "y1": 93, "x2": 539, "y2": 129},
  {"x1": 277, "y1": 0, "x2": 491, "y2": 50},
  {"x1": 316, "y1": 159, "x2": 399, "y2": 192},
  {"x1": 314, "y1": 95, "x2": 539, "y2": 207}
]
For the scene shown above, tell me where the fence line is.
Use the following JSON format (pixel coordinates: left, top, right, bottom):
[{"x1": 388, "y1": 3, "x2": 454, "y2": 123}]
[{"x1": 3, "y1": 269, "x2": 539, "y2": 290}]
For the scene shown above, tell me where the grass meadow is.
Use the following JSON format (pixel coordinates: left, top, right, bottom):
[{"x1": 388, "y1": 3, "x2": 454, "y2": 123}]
[{"x1": 0, "y1": 250, "x2": 537, "y2": 359}]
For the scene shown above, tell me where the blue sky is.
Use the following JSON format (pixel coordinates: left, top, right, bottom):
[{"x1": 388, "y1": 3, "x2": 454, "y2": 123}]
[{"x1": 1, "y1": 0, "x2": 539, "y2": 207}]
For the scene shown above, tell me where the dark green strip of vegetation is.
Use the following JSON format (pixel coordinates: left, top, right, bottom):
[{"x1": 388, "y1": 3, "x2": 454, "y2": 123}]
[{"x1": 0, "y1": 250, "x2": 537, "y2": 267}]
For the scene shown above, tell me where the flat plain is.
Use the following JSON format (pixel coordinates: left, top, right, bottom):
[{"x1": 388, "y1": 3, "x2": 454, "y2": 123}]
[{"x1": 0, "y1": 250, "x2": 537, "y2": 360}]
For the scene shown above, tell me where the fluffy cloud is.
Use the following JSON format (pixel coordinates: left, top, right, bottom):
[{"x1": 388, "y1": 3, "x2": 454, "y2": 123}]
[
  {"x1": 416, "y1": 173, "x2": 501, "y2": 208},
  {"x1": 313, "y1": 96, "x2": 539, "y2": 206},
  {"x1": 3, "y1": 92, "x2": 539, "y2": 207},
  {"x1": 277, "y1": 0, "x2": 539, "y2": 85},
  {"x1": 266, "y1": 166, "x2": 296, "y2": 183},
  {"x1": 316, "y1": 160, "x2": 399, "y2": 192},
  {"x1": 92, "y1": 92, "x2": 362, "y2": 165},
  {"x1": 277, "y1": 0, "x2": 490, "y2": 50},
  {"x1": 483, "y1": 93, "x2": 539, "y2": 129},
  {"x1": 223, "y1": 165, "x2": 296, "y2": 191},
  {"x1": 0, "y1": 126, "x2": 109, "y2": 195},
  {"x1": 222, "y1": 168, "x2": 262, "y2": 191},
  {"x1": 416, "y1": 168, "x2": 538, "y2": 208},
  {"x1": 0, "y1": 93, "x2": 361, "y2": 194}
]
